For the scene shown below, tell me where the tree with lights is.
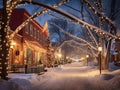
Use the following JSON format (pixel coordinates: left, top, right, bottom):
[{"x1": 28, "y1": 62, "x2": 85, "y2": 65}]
[
  {"x1": 0, "y1": 0, "x2": 70, "y2": 80},
  {"x1": 82, "y1": 0, "x2": 117, "y2": 69},
  {"x1": 48, "y1": 0, "x2": 120, "y2": 70},
  {"x1": 0, "y1": 0, "x2": 120, "y2": 80}
]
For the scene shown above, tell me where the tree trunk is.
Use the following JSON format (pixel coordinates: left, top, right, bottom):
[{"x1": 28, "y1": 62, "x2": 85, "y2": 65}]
[
  {"x1": 104, "y1": 0, "x2": 117, "y2": 69},
  {"x1": 0, "y1": 0, "x2": 9, "y2": 80}
]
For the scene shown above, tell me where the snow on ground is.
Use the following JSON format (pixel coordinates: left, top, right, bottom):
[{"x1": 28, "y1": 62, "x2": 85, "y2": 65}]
[
  {"x1": 109, "y1": 62, "x2": 120, "y2": 70},
  {"x1": 0, "y1": 61, "x2": 120, "y2": 90}
]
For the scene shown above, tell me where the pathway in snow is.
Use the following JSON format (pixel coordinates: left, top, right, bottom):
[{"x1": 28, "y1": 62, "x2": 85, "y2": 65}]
[{"x1": 30, "y1": 62, "x2": 118, "y2": 90}]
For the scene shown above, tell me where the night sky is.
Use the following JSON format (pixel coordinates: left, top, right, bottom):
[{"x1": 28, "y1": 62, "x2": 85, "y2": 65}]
[
  {"x1": 20, "y1": 0, "x2": 120, "y2": 30},
  {"x1": 0, "y1": 0, "x2": 120, "y2": 27},
  {"x1": 0, "y1": 0, "x2": 120, "y2": 41}
]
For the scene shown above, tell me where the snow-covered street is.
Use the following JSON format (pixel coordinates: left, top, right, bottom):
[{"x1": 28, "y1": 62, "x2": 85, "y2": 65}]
[
  {"x1": 30, "y1": 62, "x2": 120, "y2": 90},
  {"x1": 1, "y1": 62, "x2": 120, "y2": 90},
  {"x1": 0, "y1": 0, "x2": 120, "y2": 90}
]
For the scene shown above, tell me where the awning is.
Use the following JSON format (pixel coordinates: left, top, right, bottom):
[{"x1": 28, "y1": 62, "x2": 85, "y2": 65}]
[{"x1": 24, "y1": 40, "x2": 46, "y2": 53}]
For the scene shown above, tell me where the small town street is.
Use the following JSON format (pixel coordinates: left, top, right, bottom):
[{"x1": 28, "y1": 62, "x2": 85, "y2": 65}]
[{"x1": 0, "y1": 0, "x2": 120, "y2": 90}]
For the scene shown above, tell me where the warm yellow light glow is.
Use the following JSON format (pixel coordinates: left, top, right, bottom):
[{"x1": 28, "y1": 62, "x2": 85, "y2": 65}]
[
  {"x1": 10, "y1": 40, "x2": 16, "y2": 48},
  {"x1": 66, "y1": 57, "x2": 69, "y2": 59},
  {"x1": 81, "y1": 57, "x2": 85, "y2": 60},
  {"x1": 58, "y1": 54, "x2": 62, "y2": 58},
  {"x1": 10, "y1": 45, "x2": 13, "y2": 48},
  {"x1": 11, "y1": 41, "x2": 16, "y2": 46},
  {"x1": 86, "y1": 55, "x2": 89, "y2": 58},
  {"x1": 98, "y1": 46, "x2": 102, "y2": 51}
]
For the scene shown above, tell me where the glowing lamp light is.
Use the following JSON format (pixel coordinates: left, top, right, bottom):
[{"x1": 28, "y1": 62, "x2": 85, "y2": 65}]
[
  {"x1": 86, "y1": 55, "x2": 89, "y2": 58},
  {"x1": 10, "y1": 45, "x2": 13, "y2": 48},
  {"x1": 10, "y1": 41, "x2": 16, "y2": 48},
  {"x1": 58, "y1": 54, "x2": 62, "y2": 58},
  {"x1": 98, "y1": 46, "x2": 102, "y2": 51},
  {"x1": 11, "y1": 41, "x2": 16, "y2": 46}
]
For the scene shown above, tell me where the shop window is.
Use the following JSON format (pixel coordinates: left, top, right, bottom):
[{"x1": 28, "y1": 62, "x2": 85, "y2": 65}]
[
  {"x1": 39, "y1": 33, "x2": 41, "y2": 41},
  {"x1": 30, "y1": 25, "x2": 33, "y2": 36},
  {"x1": 25, "y1": 24, "x2": 29, "y2": 34},
  {"x1": 34, "y1": 28, "x2": 37, "y2": 39},
  {"x1": 35, "y1": 52, "x2": 39, "y2": 65},
  {"x1": 39, "y1": 33, "x2": 41, "y2": 40},
  {"x1": 25, "y1": 47, "x2": 32, "y2": 65},
  {"x1": 37, "y1": 31, "x2": 39, "y2": 40},
  {"x1": 15, "y1": 49, "x2": 20, "y2": 56},
  {"x1": 35, "y1": 30, "x2": 38, "y2": 40}
]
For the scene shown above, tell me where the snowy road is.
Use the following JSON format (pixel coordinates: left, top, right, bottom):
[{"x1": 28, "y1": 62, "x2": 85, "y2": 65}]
[
  {"x1": 6, "y1": 62, "x2": 120, "y2": 90},
  {"x1": 32, "y1": 62, "x2": 98, "y2": 90},
  {"x1": 30, "y1": 62, "x2": 118, "y2": 90}
]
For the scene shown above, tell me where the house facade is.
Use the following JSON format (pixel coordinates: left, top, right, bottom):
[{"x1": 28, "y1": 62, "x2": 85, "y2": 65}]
[
  {"x1": 114, "y1": 39, "x2": 120, "y2": 63},
  {"x1": 8, "y1": 9, "x2": 50, "y2": 71},
  {"x1": 110, "y1": 39, "x2": 120, "y2": 65}
]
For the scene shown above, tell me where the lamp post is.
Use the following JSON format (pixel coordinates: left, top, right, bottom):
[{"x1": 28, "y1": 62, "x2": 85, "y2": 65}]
[
  {"x1": 98, "y1": 46, "x2": 102, "y2": 74},
  {"x1": 86, "y1": 55, "x2": 89, "y2": 66}
]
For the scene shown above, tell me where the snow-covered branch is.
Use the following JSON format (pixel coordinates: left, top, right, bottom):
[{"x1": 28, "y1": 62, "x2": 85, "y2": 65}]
[
  {"x1": 9, "y1": 0, "x2": 70, "y2": 39},
  {"x1": 9, "y1": 0, "x2": 118, "y2": 40},
  {"x1": 55, "y1": 39, "x2": 87, "y2": 51},
  {"x1": 82, "y1": 0, "x2": 116, "y2": 34},
  {"x1": 68, "y1": 40, "x2": 98, "y2": 57},
  {"x1": 86, "y1": 27, "x2": 98, "y2": 47},
  {"x1": 67, "y1": 43, "x2": 95, "y2": 56},
  {"x1": 50, "y1": 22, "x2": 98, "y2": 51},
  {"x1": 48, "y1": 10, "x2": 98, "y2": 48}
]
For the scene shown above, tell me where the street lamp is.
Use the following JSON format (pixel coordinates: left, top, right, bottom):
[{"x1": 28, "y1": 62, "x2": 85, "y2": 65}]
[
  {"x1": 58, "y1": 53, "x2": 62, "y2": 58},
  {"x1": 98, "y1": 46, "x2": 102, "y2": 74},
  {"x1": 86, "y1": 55, "x2": 89, "y2": 66}
]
